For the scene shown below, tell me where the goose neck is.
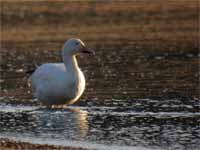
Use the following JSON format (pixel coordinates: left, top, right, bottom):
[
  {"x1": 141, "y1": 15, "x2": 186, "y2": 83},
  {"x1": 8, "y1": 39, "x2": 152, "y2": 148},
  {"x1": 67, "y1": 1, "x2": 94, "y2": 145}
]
[{"x1": 63, "y1": 55, "x2": 78, "y2": 71}]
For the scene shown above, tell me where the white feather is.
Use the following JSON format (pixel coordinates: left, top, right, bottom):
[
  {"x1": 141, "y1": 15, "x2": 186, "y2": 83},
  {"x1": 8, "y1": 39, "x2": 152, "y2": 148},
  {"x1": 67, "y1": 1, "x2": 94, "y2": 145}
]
[{"x1": 30, "y1": 39, "x2": 90, "y2": 106}]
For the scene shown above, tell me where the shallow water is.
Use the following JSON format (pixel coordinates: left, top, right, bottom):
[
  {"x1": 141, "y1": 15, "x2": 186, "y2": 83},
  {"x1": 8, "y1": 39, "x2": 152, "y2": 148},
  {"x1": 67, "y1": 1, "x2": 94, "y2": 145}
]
[
  {"x1": 0, "y1": 40, "x2": 199, "y2": 150},
  {"x1": 0, "y1": 102, "x2": 200, "y2": 150}
]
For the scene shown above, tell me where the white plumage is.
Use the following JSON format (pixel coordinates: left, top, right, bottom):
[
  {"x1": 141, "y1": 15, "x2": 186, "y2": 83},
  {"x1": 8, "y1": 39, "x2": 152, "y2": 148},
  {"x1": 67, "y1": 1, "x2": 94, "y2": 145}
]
[{"x1": 30, "y1": 38, "x2": 94, "y2": 106}]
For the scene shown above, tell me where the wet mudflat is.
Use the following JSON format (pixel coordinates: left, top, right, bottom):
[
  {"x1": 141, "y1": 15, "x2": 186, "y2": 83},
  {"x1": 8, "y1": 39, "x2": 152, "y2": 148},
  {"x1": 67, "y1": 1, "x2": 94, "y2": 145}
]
[{"x1": 0, "y1": 1, "x2": 199, "y2": 150}]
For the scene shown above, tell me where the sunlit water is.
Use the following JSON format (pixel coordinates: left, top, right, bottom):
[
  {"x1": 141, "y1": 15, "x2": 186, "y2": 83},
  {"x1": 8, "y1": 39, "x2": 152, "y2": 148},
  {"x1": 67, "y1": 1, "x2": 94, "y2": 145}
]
[{"x1": 0, "y1": 41, "x2": 199, "y2": 150}]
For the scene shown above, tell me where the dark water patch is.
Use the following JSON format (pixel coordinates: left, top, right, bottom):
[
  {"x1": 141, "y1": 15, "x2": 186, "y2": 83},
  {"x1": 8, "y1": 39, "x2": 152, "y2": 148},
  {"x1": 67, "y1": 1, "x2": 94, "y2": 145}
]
[
  {"x1": 0, "y1": 111, "x2": 37, "y2": 132},
  {"x1": 87, "y1": 112, "x2": 200, "y2": 149},
  {"x1": 79, "y1": 99, "x2": 200, "y2": 113}
]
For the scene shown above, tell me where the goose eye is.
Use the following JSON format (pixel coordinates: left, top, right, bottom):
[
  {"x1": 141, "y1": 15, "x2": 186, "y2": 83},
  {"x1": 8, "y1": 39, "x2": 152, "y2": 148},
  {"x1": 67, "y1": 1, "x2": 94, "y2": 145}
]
[{"x1": 75, "y1": 42, "x2": 79, "y2": 45}]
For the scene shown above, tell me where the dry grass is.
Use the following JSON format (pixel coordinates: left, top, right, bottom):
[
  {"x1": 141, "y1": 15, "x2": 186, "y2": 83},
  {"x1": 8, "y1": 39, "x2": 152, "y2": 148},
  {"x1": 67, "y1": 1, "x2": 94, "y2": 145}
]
[{"x1": 1, "y1": 0, "x2": 198, "y2": 43}]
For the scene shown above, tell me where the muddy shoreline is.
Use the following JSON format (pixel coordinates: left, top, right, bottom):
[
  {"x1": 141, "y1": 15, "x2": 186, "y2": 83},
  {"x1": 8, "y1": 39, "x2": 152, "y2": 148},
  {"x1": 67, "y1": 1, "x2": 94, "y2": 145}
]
[{"x1": 0, "y1": 138, "x2": 92, "y2": 150}]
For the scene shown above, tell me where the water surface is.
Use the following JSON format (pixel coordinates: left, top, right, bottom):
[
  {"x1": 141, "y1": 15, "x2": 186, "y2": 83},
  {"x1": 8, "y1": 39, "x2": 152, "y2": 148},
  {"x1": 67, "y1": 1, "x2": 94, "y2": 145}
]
[{"x1": 0, "y1": 38, "x2": 199, "y2": 150}]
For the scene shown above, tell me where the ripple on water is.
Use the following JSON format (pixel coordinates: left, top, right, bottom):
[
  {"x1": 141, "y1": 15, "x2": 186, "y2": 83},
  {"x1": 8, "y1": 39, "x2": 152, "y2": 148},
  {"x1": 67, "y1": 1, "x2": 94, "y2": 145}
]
[{"x1": 0, "y1": 104, "x2": 199, "y2": 150}]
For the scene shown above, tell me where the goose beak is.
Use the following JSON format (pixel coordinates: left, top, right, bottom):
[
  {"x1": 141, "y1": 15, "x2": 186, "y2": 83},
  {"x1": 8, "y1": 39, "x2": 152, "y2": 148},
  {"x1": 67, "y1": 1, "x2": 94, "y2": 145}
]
[{"x1": 81, "y1": 46, "x2": 95, "y2": 55}]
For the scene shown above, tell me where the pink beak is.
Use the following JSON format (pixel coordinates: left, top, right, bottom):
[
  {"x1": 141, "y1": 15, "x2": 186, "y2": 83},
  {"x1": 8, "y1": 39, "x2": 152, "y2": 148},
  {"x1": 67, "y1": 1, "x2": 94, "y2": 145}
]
[{"x1": 81, "y1": 46, "x2": 95, "y2": 55}]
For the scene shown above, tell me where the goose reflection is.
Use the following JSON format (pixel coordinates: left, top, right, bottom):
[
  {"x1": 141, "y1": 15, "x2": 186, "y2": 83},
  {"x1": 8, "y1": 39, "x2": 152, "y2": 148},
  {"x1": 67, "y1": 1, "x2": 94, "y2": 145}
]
[
  {"x1": 0, "y1": 106, "x2": 89, "y2": 140},
  {"x1": 67, "y1": 107, "x2": 89, "y2": 138},
  {"x1": 35, "y1": 107, "x2": 89, "y2": 139}
]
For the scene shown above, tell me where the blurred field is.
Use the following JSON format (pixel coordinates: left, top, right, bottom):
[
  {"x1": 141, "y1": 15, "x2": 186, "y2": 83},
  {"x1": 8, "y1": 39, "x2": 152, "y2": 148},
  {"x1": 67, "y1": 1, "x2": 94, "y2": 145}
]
[
  {"x1": 1, "y1": 0, "x2": 198, "y2": 43},
  {"x1": 0, "y1": 0, "x2": 199, "y2": 102}
]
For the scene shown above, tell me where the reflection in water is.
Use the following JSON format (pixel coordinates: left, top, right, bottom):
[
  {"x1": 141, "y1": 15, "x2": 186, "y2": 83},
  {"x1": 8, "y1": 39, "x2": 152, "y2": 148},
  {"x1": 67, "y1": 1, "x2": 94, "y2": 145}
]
[
  {"x1": 0, "y1": 106, "x2": 88, "y2": 141},
  {"x1": 0, "y1": 105, "x2": 199, "y2": 150},
  {"x1": 69, "y1": 108, "x2": 89, "y2": 138}
]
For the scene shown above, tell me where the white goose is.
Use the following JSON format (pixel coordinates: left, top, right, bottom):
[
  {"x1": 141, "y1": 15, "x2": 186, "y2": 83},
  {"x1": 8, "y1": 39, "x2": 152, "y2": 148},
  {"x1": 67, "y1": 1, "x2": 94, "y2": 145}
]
[{"x1": 30, "y1": 38, "x2": 94, "y2": 106}]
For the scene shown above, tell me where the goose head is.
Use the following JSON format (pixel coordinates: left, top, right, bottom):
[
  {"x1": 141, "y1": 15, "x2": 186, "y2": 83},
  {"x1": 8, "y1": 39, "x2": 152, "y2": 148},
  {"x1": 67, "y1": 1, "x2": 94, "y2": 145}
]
[{"x1": 62, "y1": 38, "x2": 94, "y2": 56}]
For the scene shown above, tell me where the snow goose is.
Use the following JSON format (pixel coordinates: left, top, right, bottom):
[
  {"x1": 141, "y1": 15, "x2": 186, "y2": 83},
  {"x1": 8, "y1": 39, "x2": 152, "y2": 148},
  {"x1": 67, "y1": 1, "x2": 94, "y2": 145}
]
[{"x1": 30, "y1": 38, "x2": 94, "y2": 106}]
